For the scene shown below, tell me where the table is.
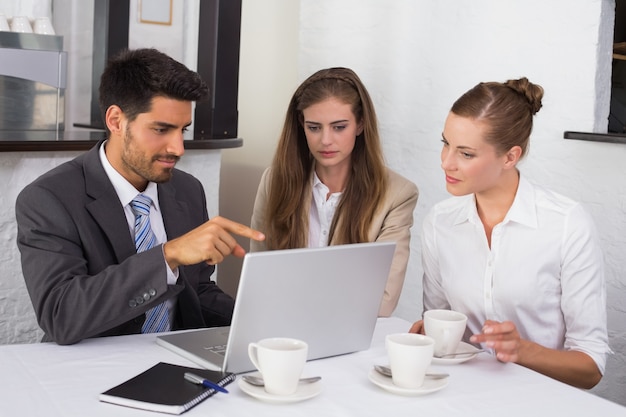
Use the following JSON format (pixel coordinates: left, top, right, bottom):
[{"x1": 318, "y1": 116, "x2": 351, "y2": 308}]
[{"x1": 1, "y1": 317, "x2": 623, "y2": 416}]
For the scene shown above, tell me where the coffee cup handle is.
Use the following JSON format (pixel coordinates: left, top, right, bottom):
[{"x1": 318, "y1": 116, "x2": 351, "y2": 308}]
[{"x1": 248, "y1": 342, "x2": 262, "y2": 371}]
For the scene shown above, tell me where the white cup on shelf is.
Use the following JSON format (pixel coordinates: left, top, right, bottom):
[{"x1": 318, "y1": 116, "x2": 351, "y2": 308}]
[
  {"x1": 0, "y1": 14, "x2": 10, "y2": 32},
  {"x1": 10, "y1": 16, "x2": 33, "y2": 33},
  {"x1": 33, "y1": 17, "x2": 55, "y2": 35}
]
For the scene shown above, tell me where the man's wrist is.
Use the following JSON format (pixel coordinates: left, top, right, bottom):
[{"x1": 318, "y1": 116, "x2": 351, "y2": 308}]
[{"x1": 162, "y1": 241, "x2": 180, "y2": 270}]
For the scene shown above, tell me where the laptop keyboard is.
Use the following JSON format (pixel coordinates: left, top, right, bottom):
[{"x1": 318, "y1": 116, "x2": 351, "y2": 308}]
[{"x1": 203, "y1": 344, "x2": 227, "y2": 356}]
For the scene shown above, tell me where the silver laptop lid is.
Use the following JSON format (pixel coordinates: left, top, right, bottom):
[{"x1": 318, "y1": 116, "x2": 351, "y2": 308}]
[{"x1": 222, "y1": 241, "x2": 396, "y2": 373}]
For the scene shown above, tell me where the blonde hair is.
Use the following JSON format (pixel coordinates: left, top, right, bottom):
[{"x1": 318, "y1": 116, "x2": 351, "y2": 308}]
[{"x1": 264, "y1": 67, "x2": 387, "y2": 249}]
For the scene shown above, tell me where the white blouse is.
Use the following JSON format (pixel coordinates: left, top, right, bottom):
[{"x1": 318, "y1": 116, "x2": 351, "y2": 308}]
[
  {"x1": 308, "y1": 172, "x2": 342, "y2": 248},
  {"x1": 422, "y1": 174, "x2": 610, "y2": 373}
]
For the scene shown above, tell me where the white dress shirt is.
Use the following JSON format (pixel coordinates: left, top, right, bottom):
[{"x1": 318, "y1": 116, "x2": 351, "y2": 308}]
[
  {"x1": 422, "y1": 174, "x2": 610, "y2": 373},
  {"x1": 309, "y1": 171, "x2": 342, "y2": 248},
  {"x1": 99, "y1": 142, "x2": 178, "y2": 322}
]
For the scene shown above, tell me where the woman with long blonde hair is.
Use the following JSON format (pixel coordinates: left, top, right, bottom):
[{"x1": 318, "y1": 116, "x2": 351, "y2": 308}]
[{"x1": 251, "y1": 67, "x2": 418, "y2": 316}]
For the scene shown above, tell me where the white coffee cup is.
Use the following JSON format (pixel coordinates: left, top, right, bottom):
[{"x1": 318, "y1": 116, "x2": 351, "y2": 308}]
[
  {"x1": 10, "y1": 16, "x2": 33, "y2": 33},
  {"x1": 385, "y1": 333, "x2": 434, "y2": 388},
  {"x1": 0, "y1": 14, "x2": 10, "y2": 32},
  {"x1": 33, "y1": 17, "x2": 55, "y2": 35},
  {"x1": 248, "y1": 337, "x2": 308, "y2": 395},
  {"x1": 423, "y1": 309, "x2": 468, "y2": 357}
]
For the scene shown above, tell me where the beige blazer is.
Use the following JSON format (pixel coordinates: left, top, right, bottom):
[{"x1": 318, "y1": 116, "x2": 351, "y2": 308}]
[{"x1": 251, "y1": 167, "x2": 419, "y2": 317}]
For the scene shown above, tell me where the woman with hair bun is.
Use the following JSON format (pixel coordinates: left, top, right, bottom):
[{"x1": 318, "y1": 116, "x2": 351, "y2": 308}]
[
  {"x1": 409, "y1": 78, "x2": 609, "y2": 389},
  {"x1": 251, "y1": 67, "x2": 418, "y2": 317}
]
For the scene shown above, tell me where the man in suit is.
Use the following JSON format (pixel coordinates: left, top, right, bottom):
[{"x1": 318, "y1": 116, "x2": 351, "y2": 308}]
[{"x1": 15, "y1": 48, "x2": 264, "y2": 345}]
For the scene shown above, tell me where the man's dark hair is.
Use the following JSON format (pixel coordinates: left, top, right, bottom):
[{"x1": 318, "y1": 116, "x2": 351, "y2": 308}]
[{"x1": 98, "y1": 48, "x2": 209, "y2": 125}]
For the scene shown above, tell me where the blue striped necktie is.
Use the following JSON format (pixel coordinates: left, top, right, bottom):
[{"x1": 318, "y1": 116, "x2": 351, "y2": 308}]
[{"x1": 130, "y1": 194, "x2": 171, "y2": 333}]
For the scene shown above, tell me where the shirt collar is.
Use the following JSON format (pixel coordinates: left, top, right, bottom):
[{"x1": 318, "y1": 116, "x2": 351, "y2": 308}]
[
  {"x1": 452, "y1": 195, "x2": 478, "y2": 226},
  {"x1": 312, "y1": 170, "x2": 343, "y2": 200},
  {"x1": 452, "y1": 173, "x2": 537, "y2": 229},
  {"x1": 312, "y1": 170, "x2": 325, "y2": 189},
  {"x1": 504, "y1": 173, "x2": 537, "y2": 228},
  {"x1": 98, "y1": 141, "x2": 161, "y2": 212}
]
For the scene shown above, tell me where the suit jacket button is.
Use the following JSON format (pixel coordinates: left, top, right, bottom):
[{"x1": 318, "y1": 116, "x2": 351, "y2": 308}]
[
  {"x1": 143, "y1": 292, "x2": 151, "y2": 301},
  {"x1": 129, "y1": 299, "x2": 137, "y2": 308},
  {"x1": 149, "y1": 288, "x2": 157, "y2": 296},
  {"x1": 135, "y1": 296, "x2": 144, "y2": 305}
]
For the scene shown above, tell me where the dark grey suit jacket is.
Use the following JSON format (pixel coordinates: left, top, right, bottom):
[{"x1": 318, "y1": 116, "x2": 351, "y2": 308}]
[{"x1": 15, "y1": 141, "x2": 234, "y2": 345}]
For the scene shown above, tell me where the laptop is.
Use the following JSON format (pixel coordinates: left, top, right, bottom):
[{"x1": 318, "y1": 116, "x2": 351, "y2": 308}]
[{"x1": 156, "y1": 241, "x2": 396, "y2": 373}]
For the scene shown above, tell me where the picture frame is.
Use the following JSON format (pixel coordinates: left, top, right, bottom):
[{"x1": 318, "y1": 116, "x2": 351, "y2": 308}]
[{"x1": 139, "y1": 0, "x2": 172, "y2": 25}]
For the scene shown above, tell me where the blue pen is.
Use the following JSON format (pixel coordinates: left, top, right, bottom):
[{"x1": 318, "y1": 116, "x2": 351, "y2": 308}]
[{"x1": 184, "y1": 372, "x2": 229, "y2": 393}]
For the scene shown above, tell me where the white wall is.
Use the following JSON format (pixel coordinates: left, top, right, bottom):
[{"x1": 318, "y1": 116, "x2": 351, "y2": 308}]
[
  {"x1": 224, "y1": 0, "x2": 626, "y2": 406},
  {"x1": 296, "y1": 0, "x2": 618, "y2": 324}
]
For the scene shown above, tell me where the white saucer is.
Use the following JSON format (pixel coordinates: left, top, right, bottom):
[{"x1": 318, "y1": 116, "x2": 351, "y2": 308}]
[
  {"x1": 238, "y1": 377, "x2": 322, "y2": 404},
  {"x1": 431, "y1": 341, "x2": 481, "y2": 365},
  {"x1": 368, "y1": 368, "x2": 448, "y2": 396}
]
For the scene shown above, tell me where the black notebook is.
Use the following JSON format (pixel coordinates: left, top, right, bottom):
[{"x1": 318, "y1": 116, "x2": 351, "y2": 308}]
[{"x1": 100, "y1": 362, "x2": 235, "y2": 415}]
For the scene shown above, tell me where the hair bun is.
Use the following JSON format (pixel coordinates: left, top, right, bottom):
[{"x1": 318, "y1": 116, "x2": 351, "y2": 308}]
[{"x1": 505, "y1": 77, "x2": 544, "y2": 115}]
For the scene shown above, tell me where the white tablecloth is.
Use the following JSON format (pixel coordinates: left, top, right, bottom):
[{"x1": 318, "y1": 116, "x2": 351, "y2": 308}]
[{"x1": 0, "y1": 317, "x2": 623, "y2": 416}]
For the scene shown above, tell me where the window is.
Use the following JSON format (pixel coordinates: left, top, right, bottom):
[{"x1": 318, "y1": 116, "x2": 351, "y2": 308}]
[
  {"x1": 609, "y1": 0, "x2": 626, "y2": 133},
  {"x1": 565, "y1": 1, "x2": 626, "y2": 144},
  {"x1": 81, "y1": 0, "x2": 241, "y2": 140}
]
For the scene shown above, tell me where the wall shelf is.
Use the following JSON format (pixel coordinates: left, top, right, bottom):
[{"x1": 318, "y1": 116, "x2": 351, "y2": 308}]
[
  {"x1": 0, "y1": 131, "x2": 243, "y2": 152},
  {"x1": 563, "y1": 131, "x2": 626, "y2": 144}
]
